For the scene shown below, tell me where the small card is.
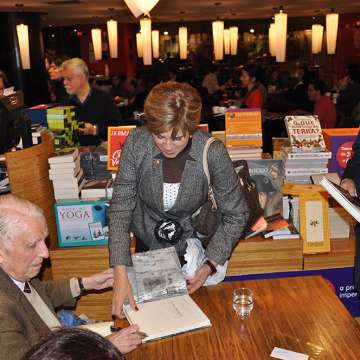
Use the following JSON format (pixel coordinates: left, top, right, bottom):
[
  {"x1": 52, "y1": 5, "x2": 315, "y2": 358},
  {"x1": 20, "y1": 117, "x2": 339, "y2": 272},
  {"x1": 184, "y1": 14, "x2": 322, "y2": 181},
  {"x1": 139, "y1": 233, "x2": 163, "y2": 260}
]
[{"x1": 271, "y1": 347, "x2": 309, "y2": 360}]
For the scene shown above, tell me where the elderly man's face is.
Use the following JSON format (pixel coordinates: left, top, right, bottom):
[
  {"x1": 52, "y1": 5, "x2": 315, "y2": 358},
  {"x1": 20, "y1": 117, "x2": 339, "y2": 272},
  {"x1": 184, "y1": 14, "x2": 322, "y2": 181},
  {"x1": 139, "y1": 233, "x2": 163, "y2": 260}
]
[
  {"x1": 0, "y1": 215, "x2": 49, "y2": 282},
  {"x1": 62, "y1": 67, "x2": 87, "y2": 96}
]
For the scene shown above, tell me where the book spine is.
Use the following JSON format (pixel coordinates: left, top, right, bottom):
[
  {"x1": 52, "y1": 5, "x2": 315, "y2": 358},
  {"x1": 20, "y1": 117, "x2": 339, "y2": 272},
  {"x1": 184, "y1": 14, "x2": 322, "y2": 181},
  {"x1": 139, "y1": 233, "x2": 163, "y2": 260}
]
[
  {"x1": 286, "y1": 152, "x2": 331, "y2": 159},
  {"x1": 285, "y1": 168, "x2": 328, "y2": 176}
]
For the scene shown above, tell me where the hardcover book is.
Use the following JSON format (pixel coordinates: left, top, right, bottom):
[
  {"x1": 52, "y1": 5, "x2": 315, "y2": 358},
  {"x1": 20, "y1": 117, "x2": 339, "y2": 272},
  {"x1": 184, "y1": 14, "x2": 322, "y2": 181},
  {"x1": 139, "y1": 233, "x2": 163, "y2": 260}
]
[
  {"x1": 247, "y1": 159, "x2": 284, "y2": 217},
  {"x1": 285, "y1": 115, "x2": 326, "y2": 152},
  {"x1": 225, "y1": 108, "x2": 262, "y2": 148},
  {"x1": 124, "y1": 247, "x2": 211, "y2": 342},
  {"x1": 322, "y1": 128, "x2": 359, "y2": 176},
  {"x1": 107, "y1": 126, "x2": 135, "y2": 171}
]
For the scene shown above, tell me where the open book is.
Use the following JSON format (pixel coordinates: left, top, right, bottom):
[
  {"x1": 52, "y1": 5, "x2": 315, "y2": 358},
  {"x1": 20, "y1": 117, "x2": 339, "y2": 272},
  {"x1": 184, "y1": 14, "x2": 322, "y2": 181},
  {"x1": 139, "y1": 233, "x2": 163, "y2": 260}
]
[
  {"x1": 320, "y1": 178, "x2": 360, "y2": 223},
  {"x1": 124, "y1": 247, "x2": 211, "y2": 342}
]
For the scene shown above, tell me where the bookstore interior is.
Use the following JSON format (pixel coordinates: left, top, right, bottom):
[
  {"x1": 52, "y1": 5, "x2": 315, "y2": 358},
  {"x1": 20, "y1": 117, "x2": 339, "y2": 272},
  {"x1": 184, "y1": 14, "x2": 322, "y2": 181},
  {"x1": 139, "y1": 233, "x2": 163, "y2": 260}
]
[{"x1": 1, "y1": 1, "x2": 360, "y2": 359}]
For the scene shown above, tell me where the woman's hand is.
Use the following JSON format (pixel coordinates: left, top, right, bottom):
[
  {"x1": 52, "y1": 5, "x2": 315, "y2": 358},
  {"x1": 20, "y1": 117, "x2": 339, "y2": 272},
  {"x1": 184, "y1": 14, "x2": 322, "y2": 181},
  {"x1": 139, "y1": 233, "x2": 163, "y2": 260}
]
[
  {"x1": 340, "y1": 178, "x2": 357, "y2": 197},
  {"x1": 187, "y1": 264, "x2": 212, "y2": 294},
  {"x1": 112, "y1": 265, "x2": 137, "y2": 318},
  {"x1": 106, "y1": 325, "x2": 144, "y2": 354}
]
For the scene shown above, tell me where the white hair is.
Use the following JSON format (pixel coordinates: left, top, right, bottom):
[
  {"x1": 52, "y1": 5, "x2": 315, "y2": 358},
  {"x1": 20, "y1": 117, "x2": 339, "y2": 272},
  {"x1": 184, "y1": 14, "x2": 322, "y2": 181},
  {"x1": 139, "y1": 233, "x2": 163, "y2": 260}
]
[
  {"x1": 0, "y1": 194, "x2": 45, "y2": 249},
  {"x1": 60, "y1": 57, "x2": 89, "y2": 79}
]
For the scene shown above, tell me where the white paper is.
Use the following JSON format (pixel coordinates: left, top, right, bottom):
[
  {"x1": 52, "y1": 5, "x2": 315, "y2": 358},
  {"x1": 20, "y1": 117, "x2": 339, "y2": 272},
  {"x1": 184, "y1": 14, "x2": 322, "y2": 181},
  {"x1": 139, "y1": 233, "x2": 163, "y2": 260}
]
[
  {"x1": 271, "y1": 347, "x2": 309, "y2": 360},
  {"x1": 78, "y1": 321, "x2": 113, "y2": 337}
]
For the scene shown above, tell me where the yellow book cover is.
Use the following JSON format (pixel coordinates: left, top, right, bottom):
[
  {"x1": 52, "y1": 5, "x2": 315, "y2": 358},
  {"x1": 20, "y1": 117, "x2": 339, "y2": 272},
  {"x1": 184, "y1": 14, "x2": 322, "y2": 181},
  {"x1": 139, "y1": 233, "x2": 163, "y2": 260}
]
[
  {"x1": 47, "y1": 106, "x2": 74, "y2": 115},
  {"x1": 107, "y1": 126, "x2": 136, "y2": 171},
  {"x1": 225, "y1": 109, "x2": 262, "y2": 147},
  {"x1": 299, "y1": 191, "x2": 330, "y2": 254}
]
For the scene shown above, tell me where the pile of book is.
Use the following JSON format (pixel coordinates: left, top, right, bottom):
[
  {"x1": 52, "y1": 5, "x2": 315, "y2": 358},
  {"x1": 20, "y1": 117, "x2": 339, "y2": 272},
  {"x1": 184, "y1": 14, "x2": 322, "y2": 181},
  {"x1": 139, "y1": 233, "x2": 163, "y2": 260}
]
[
  {"x1": 282, "y1": 115, "x2": 331, "y2": 184},
  {"x1": 47, "y1": 106, "x2": 81, "y2": 149},
  {"x1": 48, "y1": 148, "x2": 85, "y2": 200},
  {"x1": 225, "y1": 109, "x2": 262, "y2": 160},
  {"x1": 262, "y1": 213, "x2": 299, "y2": 240},
  {"x1": 81, "y1": 178, "x2": 113, "y2": 199}
]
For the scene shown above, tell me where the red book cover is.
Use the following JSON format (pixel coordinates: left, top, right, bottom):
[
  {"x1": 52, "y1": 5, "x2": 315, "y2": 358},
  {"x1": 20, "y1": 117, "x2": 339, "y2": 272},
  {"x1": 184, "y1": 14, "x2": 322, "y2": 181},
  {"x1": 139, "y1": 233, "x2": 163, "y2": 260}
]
[{"x1": 107, "y1": 126, "x2": 135, "y2": 171}]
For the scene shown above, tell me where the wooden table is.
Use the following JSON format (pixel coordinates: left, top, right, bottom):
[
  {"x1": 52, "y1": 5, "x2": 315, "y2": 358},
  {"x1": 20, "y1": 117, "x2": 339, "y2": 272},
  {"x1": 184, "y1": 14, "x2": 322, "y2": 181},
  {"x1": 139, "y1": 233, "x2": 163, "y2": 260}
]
[{"x1": 117, "y1": 276, "x2": 360, "y2": 359}]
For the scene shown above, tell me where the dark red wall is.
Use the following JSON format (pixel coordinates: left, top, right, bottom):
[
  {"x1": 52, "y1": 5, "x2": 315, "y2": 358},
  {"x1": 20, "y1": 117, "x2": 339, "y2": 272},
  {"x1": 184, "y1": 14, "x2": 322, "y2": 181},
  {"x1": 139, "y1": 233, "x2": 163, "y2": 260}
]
[
  {"x1": 79, "y1": 23, "x2": 137, "y2": 78},
  {"x1": 335, "y1": 13, "x2": 360, "y2": 78}
]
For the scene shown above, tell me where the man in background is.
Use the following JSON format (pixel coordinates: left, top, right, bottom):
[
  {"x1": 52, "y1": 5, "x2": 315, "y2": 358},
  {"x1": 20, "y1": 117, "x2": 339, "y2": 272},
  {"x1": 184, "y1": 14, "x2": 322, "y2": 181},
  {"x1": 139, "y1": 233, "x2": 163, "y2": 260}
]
[
  {"x1": 0, "y1": 194, "x2": 143, "y2": 359},
  {"x1": 60, "y1": 58, "x2": 122, "y2": 146}
]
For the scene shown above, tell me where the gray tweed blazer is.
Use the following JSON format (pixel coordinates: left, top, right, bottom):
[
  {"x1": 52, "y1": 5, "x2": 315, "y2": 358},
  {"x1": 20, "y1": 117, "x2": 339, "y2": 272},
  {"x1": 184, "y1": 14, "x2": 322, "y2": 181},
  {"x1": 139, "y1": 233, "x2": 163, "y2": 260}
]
[{"x1": 108, "y1": 127, "x2": 249, "y2": 266}]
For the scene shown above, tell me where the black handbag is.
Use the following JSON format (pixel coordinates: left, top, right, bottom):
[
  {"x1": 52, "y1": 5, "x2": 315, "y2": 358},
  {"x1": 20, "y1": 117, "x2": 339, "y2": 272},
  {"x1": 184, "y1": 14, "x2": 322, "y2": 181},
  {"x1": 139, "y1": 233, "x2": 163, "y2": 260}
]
[{"x1": 191, "y1": 137, "x2": 221, "y2": 247}]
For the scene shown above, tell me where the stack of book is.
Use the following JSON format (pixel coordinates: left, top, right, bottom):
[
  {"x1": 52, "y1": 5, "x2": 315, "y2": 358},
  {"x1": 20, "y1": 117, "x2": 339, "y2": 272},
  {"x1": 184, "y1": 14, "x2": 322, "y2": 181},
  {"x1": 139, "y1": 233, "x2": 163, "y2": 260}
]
[
  {"x1": 262, "y1": 213, "x2": 299, "y2": 240},
  {"x1": 225, "y1": 109, "x2": 262, "y2": 160},
  {"x1": 282, "y1": 115, "x2": 331, "y2": 184},
  {"x1": 81, "y1": 178, "x2": 113, "y2": 199},
  {"x1": 48, "y1": 148, "x2": 85, "y2": 200},
  {"x1": 329, "y1": 207, "x2": 352, "y2": 239},
  {"x1": 47, "y1": 106, "x2": 81, "y2": 149}
]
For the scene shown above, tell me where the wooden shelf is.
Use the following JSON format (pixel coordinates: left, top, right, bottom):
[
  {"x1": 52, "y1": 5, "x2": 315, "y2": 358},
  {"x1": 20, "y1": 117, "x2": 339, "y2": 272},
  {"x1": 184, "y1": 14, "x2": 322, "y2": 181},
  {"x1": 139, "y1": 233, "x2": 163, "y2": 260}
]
[{"x1": 228, "y1": 235, "x2": 303, "y2": 275}]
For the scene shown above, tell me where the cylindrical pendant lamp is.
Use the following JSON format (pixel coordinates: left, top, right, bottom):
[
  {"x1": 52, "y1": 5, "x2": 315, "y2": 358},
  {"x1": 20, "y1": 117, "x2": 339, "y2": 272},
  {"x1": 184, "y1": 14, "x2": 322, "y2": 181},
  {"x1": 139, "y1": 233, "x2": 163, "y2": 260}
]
[
  {"x1": 140, "y1": 17, "x2": 152, "y2": 65},
  {"x1": 179, "y1": 26, "x2": 188, "y2": 60},
  {"x1": 326, "y1": 11, "x2": 339, "y2": 54},
  {"x1": 312, "y1": 24, "x2": 324, "y2": 54},
  {"x1": 224, "y1": 29, "x2": 230, "y2": 55},
  {"x1": 274, "y1": 8, "x2": 287, "y2": 62},
  {"x1": 229, "y1": 26, "x2": 238, "y2": 55},
  {"x1": 136, "y1": 32, "x2": 143, "y2": 57},
  {"x1": 107, "y1": 19, "x2": 118, "y2": 58},
  {"x1": 212, "y1": 19, "x2": 224, "y2": 60},
  {"x1": 91, "y1": 28, "x2": 102, "y2": 61},
  {"x1": 268, "y1": 23, "x2": 276, "y2": 56},
  {"x1": 16, "y1": 23, "x2": 30, "y2": 69}
]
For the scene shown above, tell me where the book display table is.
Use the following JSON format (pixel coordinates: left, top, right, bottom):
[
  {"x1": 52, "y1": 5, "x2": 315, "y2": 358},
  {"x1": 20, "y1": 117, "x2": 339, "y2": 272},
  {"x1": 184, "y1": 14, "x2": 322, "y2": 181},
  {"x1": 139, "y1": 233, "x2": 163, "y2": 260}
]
[
  {"x1": 50, "y1": 234, "x2": 356, "y2": 321},
  {"x1": 117, "y1": 276, "x2": 360, "y2": 359}
]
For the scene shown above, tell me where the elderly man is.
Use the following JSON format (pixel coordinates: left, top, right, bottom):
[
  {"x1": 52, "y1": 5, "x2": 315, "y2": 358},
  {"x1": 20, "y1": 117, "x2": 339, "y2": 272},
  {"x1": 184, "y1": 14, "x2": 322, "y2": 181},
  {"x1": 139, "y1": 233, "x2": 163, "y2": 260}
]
[
  {"x1": 0, "y1": 194, "x2": 142, "y2": 359},
  {"x1": 60, "y1": 58, "x2": 122, "y2": 146}
]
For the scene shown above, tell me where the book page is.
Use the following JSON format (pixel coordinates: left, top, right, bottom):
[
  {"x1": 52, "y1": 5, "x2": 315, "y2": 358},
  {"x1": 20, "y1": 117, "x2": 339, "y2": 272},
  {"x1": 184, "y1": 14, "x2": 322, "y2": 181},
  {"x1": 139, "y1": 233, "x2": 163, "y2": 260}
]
[{"x1": 124, "y1": 294, "x2": 211, "y2": 341}]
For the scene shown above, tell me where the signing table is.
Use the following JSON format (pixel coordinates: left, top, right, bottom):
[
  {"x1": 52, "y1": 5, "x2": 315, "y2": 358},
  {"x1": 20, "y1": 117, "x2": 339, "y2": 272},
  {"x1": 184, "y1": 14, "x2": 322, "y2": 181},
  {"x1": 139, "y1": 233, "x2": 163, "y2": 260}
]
[{"x1": 117, "y1": 276, "x2": 360, "y2": 359}]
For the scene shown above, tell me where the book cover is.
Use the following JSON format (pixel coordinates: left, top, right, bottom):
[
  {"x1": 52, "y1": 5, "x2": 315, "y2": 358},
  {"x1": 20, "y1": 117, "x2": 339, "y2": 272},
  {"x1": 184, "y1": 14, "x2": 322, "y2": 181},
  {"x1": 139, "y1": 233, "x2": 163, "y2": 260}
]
[
  {"x1": 285, "y1": 115, "x2": 326, "y2": 152},
  {"x1": 247, "y1": 159, "x2": 284, "y2": 217},
  {"x1": 54, "y1": 199, "x2": 108, "y2": 247},
  {"x1": 225, "y1": 109, "x2": 262, "y2": 148},
  {"x1": 323, "y1": 129, "x2": 359, "y2": 176},
  {"x1": 107, "y1": 126, "x2": 135, "y2": 171},
  {"x1": 232, "y1": 160, "x2": 264, "y2": 237}
]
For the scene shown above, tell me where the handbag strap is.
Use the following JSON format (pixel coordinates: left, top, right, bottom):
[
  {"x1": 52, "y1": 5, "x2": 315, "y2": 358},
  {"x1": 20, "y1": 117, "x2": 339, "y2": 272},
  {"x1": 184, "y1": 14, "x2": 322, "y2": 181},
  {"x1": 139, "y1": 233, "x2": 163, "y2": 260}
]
[{"x1": 203, "y1": 137, "x2": 218, "y2": 211}]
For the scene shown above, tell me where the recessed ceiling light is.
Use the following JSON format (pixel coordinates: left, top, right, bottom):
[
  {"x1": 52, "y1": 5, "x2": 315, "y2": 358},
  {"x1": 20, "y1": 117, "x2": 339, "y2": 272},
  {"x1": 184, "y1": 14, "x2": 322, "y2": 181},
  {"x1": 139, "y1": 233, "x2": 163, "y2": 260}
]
[
  {"x1": 250, "y1": 28, "x2": 255, "y2": 33},
  {"x1": 164, "y1": 31, "x2": 168, "y2": 35}
]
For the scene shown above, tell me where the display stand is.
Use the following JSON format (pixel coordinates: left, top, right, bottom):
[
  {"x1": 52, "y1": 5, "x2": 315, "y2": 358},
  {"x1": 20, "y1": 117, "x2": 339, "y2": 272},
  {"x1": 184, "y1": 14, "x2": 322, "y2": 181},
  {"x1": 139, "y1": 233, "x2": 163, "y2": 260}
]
[{"x1": 5, "y1": 130, "x2": 58, "y2": 250}]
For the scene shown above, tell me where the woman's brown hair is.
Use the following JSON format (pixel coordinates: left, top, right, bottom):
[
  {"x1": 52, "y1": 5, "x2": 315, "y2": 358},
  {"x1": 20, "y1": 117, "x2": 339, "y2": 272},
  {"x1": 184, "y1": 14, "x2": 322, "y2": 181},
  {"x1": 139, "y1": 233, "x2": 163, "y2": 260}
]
[{"x1": 144, "y1": 81, "x2": 202, "y2": 139}]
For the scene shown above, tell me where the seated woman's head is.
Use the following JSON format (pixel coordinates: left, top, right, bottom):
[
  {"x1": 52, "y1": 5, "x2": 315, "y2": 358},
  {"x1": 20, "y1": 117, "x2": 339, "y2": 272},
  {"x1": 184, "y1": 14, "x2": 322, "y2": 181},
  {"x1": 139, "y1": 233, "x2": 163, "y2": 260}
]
[
  {"x1": 240, "y1": 64, "x2": 258, "y2": 88},
  {"x1": 22, "y1": 327, "x2": 123, "y2": 360},
  {"x1": 144, "y1": 81, "x2": 202, "y2": 158}
]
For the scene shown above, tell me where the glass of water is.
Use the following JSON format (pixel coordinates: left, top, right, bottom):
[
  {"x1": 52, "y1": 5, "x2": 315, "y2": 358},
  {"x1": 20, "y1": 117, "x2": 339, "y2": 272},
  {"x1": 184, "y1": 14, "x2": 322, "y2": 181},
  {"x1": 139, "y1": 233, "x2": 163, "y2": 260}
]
[{"x1": 233, "y1": 288, "x2": 254, "y2": 319}]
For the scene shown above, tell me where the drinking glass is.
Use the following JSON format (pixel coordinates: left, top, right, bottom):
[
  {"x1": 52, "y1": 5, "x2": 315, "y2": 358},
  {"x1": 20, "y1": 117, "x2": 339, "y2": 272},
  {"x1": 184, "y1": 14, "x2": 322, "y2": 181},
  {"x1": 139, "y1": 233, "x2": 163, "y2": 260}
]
[{"x1": 233, "y1": 288, "x2": 254, "y2": 319}]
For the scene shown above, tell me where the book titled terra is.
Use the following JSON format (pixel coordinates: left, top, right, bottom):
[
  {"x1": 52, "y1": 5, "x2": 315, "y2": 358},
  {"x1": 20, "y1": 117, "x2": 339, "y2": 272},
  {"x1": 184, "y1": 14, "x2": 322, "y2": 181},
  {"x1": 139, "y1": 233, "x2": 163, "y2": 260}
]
[{"x1": 107, "y1": 126, "x2": 135, "y2": 171}]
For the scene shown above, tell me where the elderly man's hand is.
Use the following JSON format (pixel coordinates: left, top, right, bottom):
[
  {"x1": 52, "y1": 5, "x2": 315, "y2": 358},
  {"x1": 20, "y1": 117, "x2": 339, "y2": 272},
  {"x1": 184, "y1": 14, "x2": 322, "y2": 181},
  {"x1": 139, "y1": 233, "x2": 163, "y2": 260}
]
[
  {"x1": 82, "y1": 268, "x2": 113, "y2": 291},
  {"x1": 107, "y1": 325, "x2": 144, "y2": 354}
]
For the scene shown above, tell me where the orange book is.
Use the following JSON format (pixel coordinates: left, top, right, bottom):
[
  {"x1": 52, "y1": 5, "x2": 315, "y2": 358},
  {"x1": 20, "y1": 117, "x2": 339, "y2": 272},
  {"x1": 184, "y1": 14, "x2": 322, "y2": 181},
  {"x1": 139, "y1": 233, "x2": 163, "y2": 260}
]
[
  {"x1": 225, "y1": 109, "x2": 262, "y2": 148},
  {"x1": 107, "y1": 126, "x2": 135, "y2": 171}
]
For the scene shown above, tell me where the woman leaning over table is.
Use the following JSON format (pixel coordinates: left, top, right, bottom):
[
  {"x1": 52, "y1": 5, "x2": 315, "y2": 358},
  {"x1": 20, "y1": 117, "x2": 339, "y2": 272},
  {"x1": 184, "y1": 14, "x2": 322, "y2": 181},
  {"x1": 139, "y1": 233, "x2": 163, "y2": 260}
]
[{"x1": 108, "y1": 81, "x2": 249, "y2": 317}]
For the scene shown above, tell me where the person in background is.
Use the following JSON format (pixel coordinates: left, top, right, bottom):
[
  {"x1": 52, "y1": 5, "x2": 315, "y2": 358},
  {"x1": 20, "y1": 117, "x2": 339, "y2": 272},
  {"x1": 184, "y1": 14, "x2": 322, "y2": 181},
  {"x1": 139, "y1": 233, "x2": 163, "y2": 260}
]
[
  {"x1": 48, "y1": 55, "x2": 69, "y2": 102},
  {"x1": 202, "y1": 65, "x2": 223, "y2": 95},
  {"x1": 337, "y1": 64, "x2": 360, "y2": 119},
  {"x1": 111, "y1": 75, "x2": 127, "y2": 99},
  {"x1": 23, "y1": 327, "x2": 124, "y2": 360},
  {"x1": 240, "y1": 64, "x2": 264, "y2": 109},
  {"x1": 109, "y1": 81, "x2": 249, "y2": 318},
  {"x1": 307, "y1": 79, "x2": 337, "y2": 128},
  {"x1": 60, "y1": 58, "x2": 122, "y2": 146},
  {"x1": 0, "y1": 194, "x2": 143, "y2": 360}
]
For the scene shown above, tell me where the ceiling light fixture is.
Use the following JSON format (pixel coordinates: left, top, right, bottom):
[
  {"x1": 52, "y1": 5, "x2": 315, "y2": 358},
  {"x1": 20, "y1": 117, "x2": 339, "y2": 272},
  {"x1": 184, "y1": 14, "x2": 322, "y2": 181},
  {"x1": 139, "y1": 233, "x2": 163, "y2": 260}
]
[
  {"x1": 223, "y1": 29, "x2": 230, "y2": 55},
  {"x1": 229, "y1": 26, "x2": 238, "y2": 55},
  {"x1": 15, "y1": 4, "x2": 31, "y2": 70},
  {"x1": 140, "y1": 16, "x2": 152, "y2": 65},
  {"x1": 136, "y1": 32, "x2": 143, "y2": 57},
  {"x1": 107, "y1": 9, "x2": 118, "y2": 58},
  {"x1": 152, "y1": 29, "x2": 159, "y2": 58},
  {"x1": 212, "y1": 18, "x2": 224, "y2": 60},
  {"x1": 326, "y1": 9, "x2": 339, "y2": 54},
  {"x1": 274, "y1": 6, "x2": 287, "y2": 62},
  {"x1": 179, "y1": 26, "x2": 188, "y2": 59},
  {"x1": 91, "y1": 28, "x2": 102, "y2": 61},
  {"x1": 124, "y1": 0, "x2": 160, "y2": 18}
]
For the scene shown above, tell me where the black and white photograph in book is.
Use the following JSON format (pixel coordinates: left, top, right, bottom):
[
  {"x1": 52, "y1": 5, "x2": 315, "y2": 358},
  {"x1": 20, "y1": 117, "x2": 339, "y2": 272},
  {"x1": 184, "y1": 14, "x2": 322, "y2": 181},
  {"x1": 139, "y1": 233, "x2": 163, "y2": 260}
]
[{"x1": 247, "y1": 160, "x2": 284, "y2": 217}]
